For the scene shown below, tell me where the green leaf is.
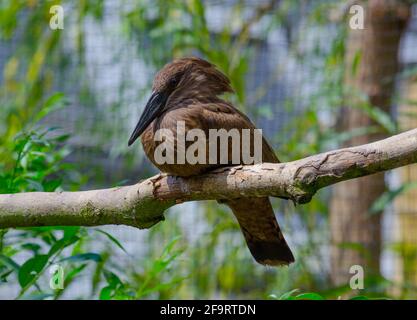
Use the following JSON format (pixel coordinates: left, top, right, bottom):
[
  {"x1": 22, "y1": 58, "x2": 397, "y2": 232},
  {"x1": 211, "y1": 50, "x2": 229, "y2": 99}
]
[
  {"x1": 34, "y1": 93, "x2": 67, "y2": 123},
  {"x1": 58, "y1": 253, "x2": 102, "y2": 263},
  {"x1": 96, "y1": 229, "x2": 127, "y2": 253},
  {"x1": 18, "y1": 254, "x2": 49, "y2": 288},
  {"x1": 138, "y1": 276, "x2": 188, "y2": 298},
  {"x1": 0, "y1": 254, "x2": 20, "y2": 271},
  {"x1": 21, "y1": 243, "x2": 42, "y2": 254},
  {"x1": 370, "y1": 182, "x2": 417, "y2": 214},
  {"x1": 48, "y1": 235, "x2": 80, "y2": 256},
  {"x1": 276, "y1": 289, "x2": 300, "y2": 300},
  {"x1": 62, "y1": 227, "x2": 80, "y2": 240},
  {"x1": 20, "y1": 293, "x2": 54, "y2": 300},
  {"x1": 357, "y1": 103, "x2": 397, "y2": 134},
  {"x1": 295, "y1": 293, "x2": 325, "y2": 300},
  {"x1": 0, "y1": 269, "x2": 14, "y2": 282},
  {"x1": 103, "y1": 270, "x2": 123, "y2": 287},
  {"x1": 351, "y1": 50, "x2": 362, "y2": 76},
  {"x1": 65, "y1": 263, "x2": 88, "y2": 283},
  {"x1": 99, "y1": 286, "x2": 113, "y2": 300},
  {"x1": 349, "y1": 295, "x2": 369, "y2": 300}
]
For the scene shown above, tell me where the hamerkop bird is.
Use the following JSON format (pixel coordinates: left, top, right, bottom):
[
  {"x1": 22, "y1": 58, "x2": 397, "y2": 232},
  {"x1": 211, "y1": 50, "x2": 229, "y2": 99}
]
[{"x1": 128, "y1": 57, "x2": 294, "y2": 266}]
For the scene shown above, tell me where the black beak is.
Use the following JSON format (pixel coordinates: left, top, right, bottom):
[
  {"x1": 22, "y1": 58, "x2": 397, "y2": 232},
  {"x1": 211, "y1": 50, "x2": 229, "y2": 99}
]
[{"x1": 128, "y1": 91, "x2": 167, "y2": 146}]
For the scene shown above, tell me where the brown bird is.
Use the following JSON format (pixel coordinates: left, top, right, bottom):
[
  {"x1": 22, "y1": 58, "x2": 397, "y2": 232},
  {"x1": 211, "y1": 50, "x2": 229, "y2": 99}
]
[{"x1": 128, "y1": 57, "x2": 294, "y2": 266}]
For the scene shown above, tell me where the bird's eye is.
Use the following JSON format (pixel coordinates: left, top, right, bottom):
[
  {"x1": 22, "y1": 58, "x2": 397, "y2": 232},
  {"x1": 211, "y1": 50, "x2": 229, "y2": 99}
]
[{"x1": 169, "y1": 75, "x2": 180, "y2": 87}]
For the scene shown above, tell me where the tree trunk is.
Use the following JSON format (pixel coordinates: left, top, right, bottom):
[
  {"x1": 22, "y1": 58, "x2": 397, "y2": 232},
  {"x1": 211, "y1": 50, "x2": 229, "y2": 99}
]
[{"x1": 330, "y1": 0, "x2": 410, "y2": 286}]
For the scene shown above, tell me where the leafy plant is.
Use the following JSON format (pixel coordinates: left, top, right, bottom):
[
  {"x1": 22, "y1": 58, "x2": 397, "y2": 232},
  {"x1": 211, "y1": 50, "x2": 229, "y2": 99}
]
[
  {"x1": 270, "y1": 289, "x2": 389, "y2": 300},
  {"x1": 99, "y1": 236, "x2": 187, "y2": 300},
  {"x1": 0, "y1": 92, "x2": 130, "y2": 299}
]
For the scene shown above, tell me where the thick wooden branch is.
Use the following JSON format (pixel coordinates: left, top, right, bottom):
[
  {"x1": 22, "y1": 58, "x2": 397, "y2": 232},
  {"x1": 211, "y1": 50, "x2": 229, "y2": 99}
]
[{"x1": 1, "y1": 128, "x2": 417, "y2": 229}]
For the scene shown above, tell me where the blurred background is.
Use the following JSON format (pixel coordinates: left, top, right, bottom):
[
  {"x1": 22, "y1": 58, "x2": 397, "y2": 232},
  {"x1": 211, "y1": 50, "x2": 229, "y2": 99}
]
[{"x1": 1, "y1": 0, "x2": 417, "y2": 299}]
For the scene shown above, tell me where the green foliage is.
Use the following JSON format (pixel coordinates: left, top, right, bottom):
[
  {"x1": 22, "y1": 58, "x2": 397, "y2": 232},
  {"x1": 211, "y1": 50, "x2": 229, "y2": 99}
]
[
  {"x1": 370, "y1": 182, "x2": 417, "y2": 214},
  {"x1": 0, "y1": 93, "x2": 133, "y2": 299},
  {"x1": 98, "y1": 236, "x2": 187, "y2": 300},
  {"x1": 271, "y1": 289, "x2": 325, "y2": 300},
  {"x1": 271, "y1": 288, "x2": 389, "y2": 300}
]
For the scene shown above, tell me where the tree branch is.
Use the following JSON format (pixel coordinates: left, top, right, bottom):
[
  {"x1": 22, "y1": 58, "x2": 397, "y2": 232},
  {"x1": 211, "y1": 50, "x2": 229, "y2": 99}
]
[{"x1": 1, "y1": 128, "x2": 417, "y2": 229}]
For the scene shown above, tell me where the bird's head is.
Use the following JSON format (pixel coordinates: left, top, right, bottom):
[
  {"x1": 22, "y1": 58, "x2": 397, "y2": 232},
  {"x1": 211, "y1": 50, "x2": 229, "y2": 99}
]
[{"x1": 128, "y1": 57, "x2": 233, "y2": 146}]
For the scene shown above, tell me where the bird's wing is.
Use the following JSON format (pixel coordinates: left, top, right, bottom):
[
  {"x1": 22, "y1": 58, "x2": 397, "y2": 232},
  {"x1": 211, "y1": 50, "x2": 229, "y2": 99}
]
[{"x1": 191, "y1": 102, "x2": 280, "y2": 164}]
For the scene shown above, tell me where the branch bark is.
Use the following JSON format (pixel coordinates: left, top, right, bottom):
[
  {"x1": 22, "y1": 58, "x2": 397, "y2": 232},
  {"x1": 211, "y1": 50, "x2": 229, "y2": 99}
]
[{"x1": 1, "y1": 128, "x2": 417, "y2": 229}]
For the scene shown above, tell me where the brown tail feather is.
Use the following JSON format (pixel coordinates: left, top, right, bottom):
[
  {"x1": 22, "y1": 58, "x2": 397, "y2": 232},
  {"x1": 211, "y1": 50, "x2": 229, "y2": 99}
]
[{"x1": 224, "y1": 197, "x2": 294, "y2": 266}]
